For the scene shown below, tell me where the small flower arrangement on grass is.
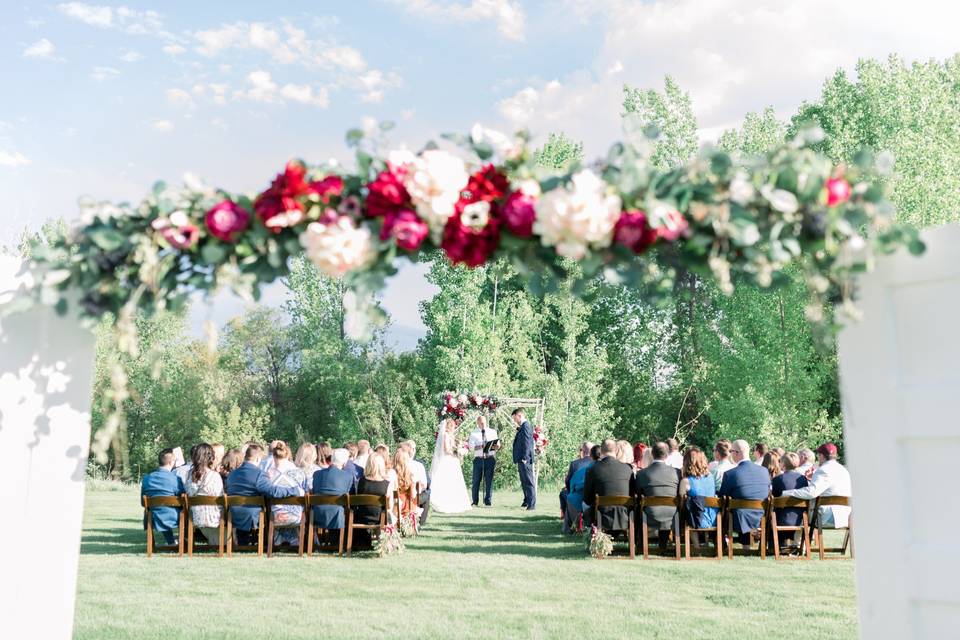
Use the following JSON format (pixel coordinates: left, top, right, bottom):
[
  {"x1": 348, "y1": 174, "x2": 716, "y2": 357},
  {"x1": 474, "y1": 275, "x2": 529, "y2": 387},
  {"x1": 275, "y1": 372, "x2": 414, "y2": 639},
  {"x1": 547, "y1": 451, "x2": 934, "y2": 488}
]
[
  {"x1": 587, "y1": 525, "x2": 614, "y2": 559},
  {"x1": 374, "y1": 524, "x2": 405, "y2": 558},
  {"x1": 399, "y1": 512, "x2": 419, "y2": 538}
]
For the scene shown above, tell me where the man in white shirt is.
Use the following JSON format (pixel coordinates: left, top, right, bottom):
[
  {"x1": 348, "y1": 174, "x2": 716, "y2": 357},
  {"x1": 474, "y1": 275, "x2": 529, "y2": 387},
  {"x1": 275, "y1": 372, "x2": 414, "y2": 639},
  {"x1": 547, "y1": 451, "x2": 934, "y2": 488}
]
[
  {"x1": 468, "y1": 416, "x2": 500, "y2": 506},
  {"x1": 783, "y1": 443, "x2": 852, "y2": 528},
  {"x1": 355, "y1": 439, "x2": 371, "y2": 470},
  {"x1": 664, "y1": 438, "x2": 683, "y2": 470}
]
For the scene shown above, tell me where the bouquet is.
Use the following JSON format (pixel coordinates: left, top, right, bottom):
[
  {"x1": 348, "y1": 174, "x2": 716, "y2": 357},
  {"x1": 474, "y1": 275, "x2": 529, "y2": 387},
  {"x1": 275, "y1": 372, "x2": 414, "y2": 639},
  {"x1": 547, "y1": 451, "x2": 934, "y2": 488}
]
[
  {"x1": 587, "y1": 525, "x2": 613, "y2": 559},
  {"x1": 457, "y1": 439, "x2": 471, "y2": 458},
  {"x1": 533, "y1": 424, "x2": 549, "y2": 455},
  {"x1": 374, "y1": 524, "x2": 405, "y2": 558},
  {"x1": 399, "y1": 512, "x2": 419, "y2": 538}
]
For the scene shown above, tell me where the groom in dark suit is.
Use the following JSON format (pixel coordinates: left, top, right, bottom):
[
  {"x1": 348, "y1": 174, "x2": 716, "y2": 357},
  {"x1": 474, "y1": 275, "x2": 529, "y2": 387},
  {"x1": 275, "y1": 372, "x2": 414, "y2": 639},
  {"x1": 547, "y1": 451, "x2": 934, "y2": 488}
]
[{"x1": 512, "y1": 408, "x2": 537, "y2": 510}]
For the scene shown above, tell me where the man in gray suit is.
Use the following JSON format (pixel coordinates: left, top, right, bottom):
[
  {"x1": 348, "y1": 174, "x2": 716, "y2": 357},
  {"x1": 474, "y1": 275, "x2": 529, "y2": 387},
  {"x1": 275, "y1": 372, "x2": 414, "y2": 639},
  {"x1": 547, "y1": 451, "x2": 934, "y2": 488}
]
[{"x1": 634, "y1": 441, "x2": 681, "y2": 551}]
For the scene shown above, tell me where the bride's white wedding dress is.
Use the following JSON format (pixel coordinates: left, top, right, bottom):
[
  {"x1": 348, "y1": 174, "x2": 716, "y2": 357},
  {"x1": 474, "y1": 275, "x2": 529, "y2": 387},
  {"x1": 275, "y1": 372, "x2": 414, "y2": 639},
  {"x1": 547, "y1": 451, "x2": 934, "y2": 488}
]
[{"x1": 429, "y1": 428, "x2": 472, "y2": 514}]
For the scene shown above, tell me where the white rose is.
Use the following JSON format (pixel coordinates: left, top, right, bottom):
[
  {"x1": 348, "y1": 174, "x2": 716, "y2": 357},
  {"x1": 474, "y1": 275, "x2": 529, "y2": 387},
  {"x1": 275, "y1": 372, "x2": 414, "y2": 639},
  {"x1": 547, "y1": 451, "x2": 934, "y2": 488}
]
[
  {"x1": 729, "y1": 173, "x2": 755, "y2": 205},
  {"x1": 387, "y1": 148, "x2": 417, "y2": 170},
  {"x1": 168, "y1": 210, "x2": 190, "y2": 228},
  {"x1": 533, "y1": 169, "x2": 621, "y2": 259},
  {"x1": 518, "y1": 179, "x2": 541, "y2": 198},
  {"x1": 300, "y1": 216, "x2": 375, "y2": 278},
  {"x1": 403, "y1": 150, "x2": 469, "y2": 239},
  {"x1": 760, "y1": 185, "x2": 799, "y2": 215}
]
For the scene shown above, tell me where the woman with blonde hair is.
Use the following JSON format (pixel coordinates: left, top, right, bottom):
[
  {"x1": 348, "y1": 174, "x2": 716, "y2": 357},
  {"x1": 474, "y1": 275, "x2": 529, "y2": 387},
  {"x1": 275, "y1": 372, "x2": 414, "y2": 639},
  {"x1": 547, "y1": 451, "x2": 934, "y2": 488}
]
[
  {"x1": 392, "y1": 448, "x2": 419, "y2": 522},
  {"x1": 295, "y1": 443, "x2": 320, "y2": 492},
  {"x1": 265, "y1": 440, "x2": 306, "y2": 546}
]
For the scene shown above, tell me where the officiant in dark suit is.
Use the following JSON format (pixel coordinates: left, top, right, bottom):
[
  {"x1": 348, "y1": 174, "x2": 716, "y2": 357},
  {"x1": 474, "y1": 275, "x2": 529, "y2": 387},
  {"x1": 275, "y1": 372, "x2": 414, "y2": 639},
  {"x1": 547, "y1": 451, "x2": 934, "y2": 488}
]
[
  {"x1": 582, "y1": 439, "x2": 635, "y2": 530},
  {"x1": 468, "y1": 415, "x2": 500, "y2": 506},
  {"x1": 512, "y1": 408, "x2": 537, "y2": 510}
]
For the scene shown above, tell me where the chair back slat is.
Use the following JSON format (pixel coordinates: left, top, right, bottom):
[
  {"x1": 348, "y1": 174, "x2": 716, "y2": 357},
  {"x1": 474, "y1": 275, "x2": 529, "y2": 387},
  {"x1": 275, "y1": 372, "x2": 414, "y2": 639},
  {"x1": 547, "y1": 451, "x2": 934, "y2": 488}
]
[
  {"x1": 641, "y1": 496, "x2": 679, "y2": 508},
  {"x1": 184, "y1": 495, "x2": 225, "y2": 507},
  {"x1": 816, "y1": 496, "x2": 851, "y2": 507},
  {"x1": 226, "y1": 495, "x2": 266, "y2": 507},
  {"x1": 269, "y1": 496, "x2": 306, "y2": 507},
  {"x1": 596, "y1": 495, "x2": 634, "y2": 508},
  {"x1": 726, "y1": 498, "x2": 766, "y2": 511},
  {"x1": 773, "y1": 496, "x2": 809, "y2": 509},
  {"x1": 698, "y1": 496, "x2": 724, "y2": 509},
  {"x1": 349, "y1": 494, "x2": 388, "y2": 508},
  {"x1": 143, "y1": 495, "x2": 184, "y2": 508},
  {"x1": 308, "y1": 494, "x2": 348, "y2": 507}
]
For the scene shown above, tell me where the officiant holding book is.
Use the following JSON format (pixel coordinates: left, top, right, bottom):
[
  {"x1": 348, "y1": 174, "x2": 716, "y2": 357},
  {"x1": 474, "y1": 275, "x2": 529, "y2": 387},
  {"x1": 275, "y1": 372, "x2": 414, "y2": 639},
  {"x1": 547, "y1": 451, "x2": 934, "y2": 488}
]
[{"x1": 468, "y1": 416, "x2": 500, "y2": 507}]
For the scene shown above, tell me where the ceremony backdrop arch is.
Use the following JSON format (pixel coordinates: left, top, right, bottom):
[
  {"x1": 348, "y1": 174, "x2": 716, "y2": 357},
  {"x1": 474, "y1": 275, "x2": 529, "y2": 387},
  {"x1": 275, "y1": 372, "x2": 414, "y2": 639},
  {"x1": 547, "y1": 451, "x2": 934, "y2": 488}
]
[{"x1": 0, "y1": 122, "x2": 940, "y2": 639}]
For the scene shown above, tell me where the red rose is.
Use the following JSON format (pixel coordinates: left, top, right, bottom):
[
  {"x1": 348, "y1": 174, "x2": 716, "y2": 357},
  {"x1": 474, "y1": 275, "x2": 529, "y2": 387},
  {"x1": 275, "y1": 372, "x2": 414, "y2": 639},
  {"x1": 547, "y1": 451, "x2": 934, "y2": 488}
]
[
  {"x1": 825, "y1": 177, "x2": 851, "y2": 207},
  {"x1": 381, "y1": 209, "x2": 429, "y2": 251},
  {"x1": 463, "y1": 164, "x2": 509, "y2": 202},
  {"x1": 309, "y1": 175, "x2": 344, "y2": 202},
  {"x1": 502, "y1": 190, "x2": 536, "y2": 238},
  {"x1": 366, "y1": 170, "x2": 410, "y2": 218},
  {"x1": 441, "y1": 202, "x2": 500, "y2": 267},
  {"x1": 614, "y1": 210, "x2": 658, "y2": 254},
  {"x1": 205, "y1": 200, "x2": 251, "y2": 243},
  {"x1": 254, "y1": 160, "x2": 310, "y2": 229}
]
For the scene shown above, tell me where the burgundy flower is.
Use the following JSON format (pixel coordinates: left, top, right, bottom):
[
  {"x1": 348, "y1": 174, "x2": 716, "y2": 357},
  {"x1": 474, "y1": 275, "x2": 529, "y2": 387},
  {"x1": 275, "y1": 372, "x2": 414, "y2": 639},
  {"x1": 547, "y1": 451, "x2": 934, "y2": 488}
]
[
  {"x1": 614, "y1": 210, "x2": 658, "y2": 254},
  {"x1": 366, "y1": 169, "x2": 411, "y2": 218},
  {"x1": 254, "y1": 160, "x2": 342, "y2": 231},
  {"x1": 825, "y1": 177, "x2": 851, "y2": 207},
  {"x1": 441, "y1": 203, "x2": 500, "y2": 267},
  {"x1": 205, "y1": 200, "x2": 251, "y2": 243},
  {"x1": 502, "y1": 190, "x2": 536, "y2": 237},
  {"x1": 381, "y1": 209, "x2": 429, "y2": 251},
  {"x1": 309, "y1": 175, "x2": 344, "y2": 202},
  {"x1": 463, "y1": 164, "x2": 509, "y2": 202}
]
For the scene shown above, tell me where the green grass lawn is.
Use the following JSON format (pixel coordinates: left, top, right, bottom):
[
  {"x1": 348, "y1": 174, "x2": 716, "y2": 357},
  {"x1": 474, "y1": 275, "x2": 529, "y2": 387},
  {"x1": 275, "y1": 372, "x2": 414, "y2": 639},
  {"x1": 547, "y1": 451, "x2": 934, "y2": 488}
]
[{"x1": 75, "y1": 484, "x2": 858, "y2": 639}]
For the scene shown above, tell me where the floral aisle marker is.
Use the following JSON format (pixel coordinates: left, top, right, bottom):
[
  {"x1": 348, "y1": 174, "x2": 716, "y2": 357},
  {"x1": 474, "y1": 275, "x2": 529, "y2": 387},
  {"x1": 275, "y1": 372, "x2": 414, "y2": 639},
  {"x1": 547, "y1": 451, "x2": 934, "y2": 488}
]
[
  {"x1": 374, "y1": 524, "x2": 405, "y2": 558},
  {"x1": 588, "y1": 526, "x2": 614, "y2": 559},
  {"x1": 7, "y1": 122, "x2": 924, "y2": 462}
]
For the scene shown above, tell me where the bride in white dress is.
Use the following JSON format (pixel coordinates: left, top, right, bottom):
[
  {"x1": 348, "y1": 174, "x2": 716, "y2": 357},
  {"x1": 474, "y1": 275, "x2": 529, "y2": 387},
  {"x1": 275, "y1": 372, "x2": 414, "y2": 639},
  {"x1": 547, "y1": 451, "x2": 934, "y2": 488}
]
[{"x1": 429, "y1": 419, "x2": 472, "y2": 514}]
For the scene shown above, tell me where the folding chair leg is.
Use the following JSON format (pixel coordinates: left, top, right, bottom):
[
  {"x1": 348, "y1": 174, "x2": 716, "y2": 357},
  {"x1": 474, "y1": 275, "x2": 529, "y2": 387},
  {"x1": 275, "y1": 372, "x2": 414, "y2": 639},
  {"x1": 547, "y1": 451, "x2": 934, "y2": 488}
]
[
  {"x1": 684, "y1": 527, "x2": 691, "y2": 560},
  {"x1": 641, "y1": 515, "x2": 649, "y2": 560},
  {"x1": 715, "y1": 525, "x2": 722, "y2": 560},
  {"x1": 760, "y1": 517, "x2": 766, "y2": 560},
  {"x1": 298, "y1": 519, "x2": 305, "y2": 557},
  {"x1": 674, "y1": 519, "x2": 681, "y2": 561},
  {"x1": 727, "y1": 513, "x2": 734, "y2": 560},
  {"x1": 178, "y1": 514, "x2": 184, "y2": 557},
  {"x1": 188, "y1": 519, "x2": 195, "y2": 557},
  {"x1": 226, "y1": 519, "x2": 233, "y2": 558},
  {"x1": 258, "y1": 513, "x2": 265, "y2": 557},
  {"x1": 346, "y1": 513, "x2": 354, "y2": 557},
  {"x1": 771, "y1": 513, "x2": 780, "y2": 560},
  {"x1": 267, "y1": 518, "x2": 275, "y2": 558},
  {"x1": 628, "y1": 517, "x2": 635, "y2": 559},
  {"x1": 217, "y1": 522, "x2": 224, "y2": 558},
  {"x1": 338, "y1": 527, "x2": 344, "y2": 557},
  {"x1": 307, "y1": 513, "x2": 315, "y2": 557},
  {"x1": 848, "y1": 518, "x2": 854, "y2": 559},
  {"x1": 802, "y1": 514, "x2": 811, "y2": 560},
  {"x1": 146, "y1": 512, "x2": 154, "y2": 557}
]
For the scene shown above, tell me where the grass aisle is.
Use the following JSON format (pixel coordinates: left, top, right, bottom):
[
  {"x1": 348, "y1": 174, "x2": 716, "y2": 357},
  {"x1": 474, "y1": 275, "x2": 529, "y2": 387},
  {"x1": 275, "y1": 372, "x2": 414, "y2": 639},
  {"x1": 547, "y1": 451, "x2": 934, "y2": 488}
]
[{"x1": 75, "y1": 485, "x2": 858, "y2": 639}]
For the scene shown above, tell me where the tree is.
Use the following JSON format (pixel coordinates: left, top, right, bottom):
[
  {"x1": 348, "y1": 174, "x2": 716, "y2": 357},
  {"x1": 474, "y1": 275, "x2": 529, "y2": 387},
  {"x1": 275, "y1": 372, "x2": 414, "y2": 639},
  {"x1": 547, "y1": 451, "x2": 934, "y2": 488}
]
[
  {"x1": 533, "y1": 132, "x2": 584, "y2": 170},
  {"x1": 622, "y1": 76, "x2": 699, "y2": 170}
]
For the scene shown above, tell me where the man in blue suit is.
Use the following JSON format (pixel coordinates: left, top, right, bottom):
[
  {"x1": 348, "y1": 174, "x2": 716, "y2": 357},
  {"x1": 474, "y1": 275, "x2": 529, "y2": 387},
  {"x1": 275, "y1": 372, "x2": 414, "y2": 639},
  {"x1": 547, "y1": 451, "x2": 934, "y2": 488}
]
[
  {"x1": 225, "y1": 443, "x2": 300, "y2": 546},
  {"x1": 718, "y1": 439, "x2": 772, "y2": 550},
  {"x1": 311, "y1": 448, "x2": 356, "y2": 539},
  {"x1": 512, "y1": 408, "x2": 537, "y2": 510},
  {"x1": 141, "y1": 448, "x2": 185, "y2": 545}
]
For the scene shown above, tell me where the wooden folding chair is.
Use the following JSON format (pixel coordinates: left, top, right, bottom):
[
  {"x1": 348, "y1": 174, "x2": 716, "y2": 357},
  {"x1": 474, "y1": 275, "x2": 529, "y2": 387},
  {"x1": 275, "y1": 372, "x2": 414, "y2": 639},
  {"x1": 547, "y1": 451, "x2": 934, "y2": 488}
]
[
  {"x1": 224, "y1": 495, "x2": 265, "y2": 557},
  {"x1": 683, "y1": 496, "x2": 723, "y2": 560},
  {"x1": 593, "y1": 496, "x2": 635, "y2": 559},
  {"x1": 812, "y1": 496, "x2": 853, "y2": 560},
  {"x1": 142, "y1": 494, "x2": 185, "y2": 557},
  {"x1": 307, "y1": 494, "x2": 348, "y2": 557},
  {"x1": 725, "y1": 498, "x2": 769, "y2": 559},
  {"x1": 183, "y1": 495, "x2": 225, "y2": 557},
  {"x1": 639, "y1": 496, "x2": 681, "y2": 560},
  {"x1": 345, "y1": 494, "x2": 388, "y2": 556},
  {"x1": 266, "y1": 496, "x2": 307, "y2": 557},
  {"x1": 393, "y1": 489, "x2": 402, "y2": 525},
  {"x1": 770, "y1": 496, "x2": 811, "y2": 560}
]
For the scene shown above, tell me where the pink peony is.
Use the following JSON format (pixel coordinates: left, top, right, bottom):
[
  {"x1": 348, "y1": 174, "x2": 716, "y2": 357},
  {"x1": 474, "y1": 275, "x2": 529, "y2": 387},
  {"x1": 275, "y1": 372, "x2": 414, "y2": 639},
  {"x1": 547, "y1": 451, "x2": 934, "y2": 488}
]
[
  {"x1": 366, "y1": 169, "x2": 411, "y2": 218},
  {"x1": 380, "y1": 209, "x2": 430, "y2": 251},
  {"x1": 441, "y1": 205, "x2": 500, "y2": 267},
  {"x1": 652, "y1": 206, "x2": 690, "y2": 243},
  {"x1": 614, "y1": 210, "x2": 658, "y2": 254},
  {"x1": 162, "y1": 224, "x2": 199, "y2": 250},
  {"x1": 502, "y1": 190, "x2": 537, "y2": 237},
  {"x1": 825, "y1": 177, "x2": 851, "y2": 207},
  {"x1": 205, "y1": 200, "x2": 251, "y2": 243}
]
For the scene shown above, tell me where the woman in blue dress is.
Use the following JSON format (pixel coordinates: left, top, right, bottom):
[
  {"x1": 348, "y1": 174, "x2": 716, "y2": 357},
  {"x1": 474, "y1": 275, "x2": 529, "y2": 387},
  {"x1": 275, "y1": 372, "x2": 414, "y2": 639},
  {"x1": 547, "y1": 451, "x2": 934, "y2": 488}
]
[{"x1": 681, "y1": 447, "x2": 718, "y2": 544}]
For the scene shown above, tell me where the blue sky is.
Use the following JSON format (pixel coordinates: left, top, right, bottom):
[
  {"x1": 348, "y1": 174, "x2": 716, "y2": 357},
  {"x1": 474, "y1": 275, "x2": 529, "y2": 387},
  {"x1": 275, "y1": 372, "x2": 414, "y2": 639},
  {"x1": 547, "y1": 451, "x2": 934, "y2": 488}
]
[{"x1": 3, "y1": 0, "x2": 958, "y2": 345}]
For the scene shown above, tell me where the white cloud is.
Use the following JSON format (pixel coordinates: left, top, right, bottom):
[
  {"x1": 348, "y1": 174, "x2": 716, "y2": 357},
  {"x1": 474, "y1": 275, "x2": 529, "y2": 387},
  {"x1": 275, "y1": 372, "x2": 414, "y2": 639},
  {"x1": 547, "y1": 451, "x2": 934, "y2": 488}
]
[
  {"x1": 394, "y1": 0, "x2": 526, "y2": 41},
  {"x1": 91, "y1": 66, "x2": 120, "y2": 82},
  {"x1": 119, "y1": 50, "x2": 142, "y2": 63},
  {"x1": 243, "y1": 70, "x2": 279, "y2": 104},
  {"x1": 165, "y1": 88, "x2": 194, "y2": 108},
  {"x1": 22, "y1": 38, "x2": 60, "y2": 61},
  {"x1": 0, "y1": 149, "x2": 30, "y2": 169},
  {"x1": 280, "y1": 83, "x2": 330, "y2": 108},
  {"x1": 151, "y1": 119, "x2": 174, "y2": 133},
  {"x1": 497, "y1": 0, "x2": 960, "y2": 155},
  {"x1": 57, "y1": 2, "x2": 164, "y2": 35},
  {"x1": 236, "y1": 71, "x2": 329, "y2": 108},
  {"x1": 162, "y1": 43, "x2": 186, "y2": 56}
]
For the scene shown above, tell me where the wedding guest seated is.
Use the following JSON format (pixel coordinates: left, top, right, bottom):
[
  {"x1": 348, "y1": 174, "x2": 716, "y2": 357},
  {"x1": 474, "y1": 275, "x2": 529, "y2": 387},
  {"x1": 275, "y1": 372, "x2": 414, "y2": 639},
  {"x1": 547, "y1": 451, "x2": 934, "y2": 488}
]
[
  {"x1": 761, "y1": 451, "x2": 781, "y2": 480},
  {"x1": 564, "y1": 444, "x2": 600, "y2": 534},
  {"x1": 174, "y1": 444, "x2": 196, "y2": 485},
  {"x1": 353, "y1": 454, "x2": 391, "y2": 548},
  {"x1": 665, "y1": 438, "x2": 683, "y2": 469},
  {"x1": 718, "y1": 439, "x2": 772, "y2": 551},
  {"x1": 583, "y1": 439, "x2": 635, "y2": 532},
  {"x1": 343, "y1": 442, "x2": 363, "y2": 485},
  {"x1": 772, "y1": 447, "x2": 786, "y2": 459},
  {"x1": 616, "y1": 440, "x2": 635, "y2": 472},
  {"x1": 141, "y1": 448, "x2": 185, "y2": 545},
  {"x1": 265, "y1": 441, "x2": 306, "y2": 546},
  {"x1": 771, "y1": 451, "x2": 809, "y2": 549},
  {"x1": 782, "y1": 443, "x2": 851, "y2": 529},
  {"x1": 634, "y1": 441, "x2": 682, "y2": 550},
  {"x1": 185, "y1": 443, "x2": 223, "y2": 544},
  {"x1": 295, "y1": 443, "x2": 321, "y2": 492},
  {"x1": 710, "y1": 439, "x2": 735, "y2": 491},
  {"x1": 211, "y1": 443, "x2": 225, "y2": 471},
  {"x1": 560, "y1": 442, "x2": 594, "y2": 517},
  {"x1": 680, "y1": 446, "x2": 717, "y2": 534},
  {"x1": 402, "y1": 440, "x2": 431, "y2": 527},
  {"x1": 316, "y1": 442, "x2": 333, "y2": 469},
  {"x1": 310, "y1": 448, "x2": 356, "y2": 542},
  {"x1": 356, "y1": 439, "x2": 371, "y2": 469},
  {"x1": 225, "y1": 444, "x2": 300, "y2": 547},
  {"x1": 219, "y1": 449, "x2": 242, "y2": 483},
  {"x1": 796, "y1": 448, "x2": 816, "y2": 479},
  {"x1": 393, "y1": 449, "x2": 419, "y2": 523},
  {"x1": 753, "y1": 442, "x2": 769, "y2": 465},
  {"x1": 639, "y1": 446, "x2": 653, "y2": 471},
  {"x1": 632, "y1": 443, "x2": 647, "y2": 471},
  {"x1": 261, "y1": 440, "x2": 282, "y2": 472}
]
